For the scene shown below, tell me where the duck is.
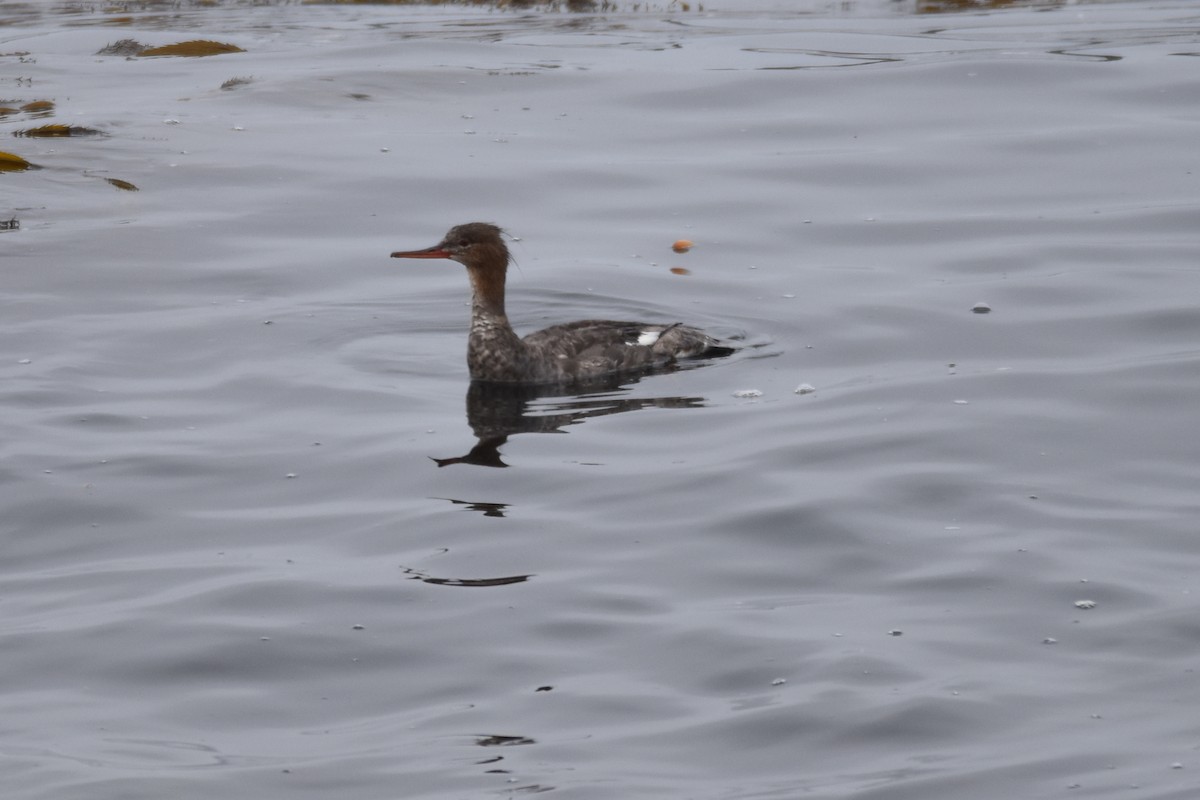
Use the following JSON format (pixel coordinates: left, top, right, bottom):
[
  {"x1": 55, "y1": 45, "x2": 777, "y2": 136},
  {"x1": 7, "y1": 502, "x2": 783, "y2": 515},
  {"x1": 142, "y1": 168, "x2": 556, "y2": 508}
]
[{"x1": 390, "y1": 222, "x2": 725, "y2": 384}]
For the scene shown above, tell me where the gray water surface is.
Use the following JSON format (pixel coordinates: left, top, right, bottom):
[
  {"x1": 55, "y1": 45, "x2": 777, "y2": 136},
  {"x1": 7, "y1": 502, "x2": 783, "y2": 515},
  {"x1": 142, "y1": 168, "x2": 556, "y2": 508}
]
[{"x1": 3, "y1": 1, "x2": 1200, "y2": 798}]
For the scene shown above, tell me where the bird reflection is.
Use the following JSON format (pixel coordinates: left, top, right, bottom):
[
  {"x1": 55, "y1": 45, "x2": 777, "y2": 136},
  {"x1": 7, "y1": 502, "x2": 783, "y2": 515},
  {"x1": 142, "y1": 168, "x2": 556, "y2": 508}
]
[{"x1": 431, "y1": 368, "x2": 711, "y2": 468}]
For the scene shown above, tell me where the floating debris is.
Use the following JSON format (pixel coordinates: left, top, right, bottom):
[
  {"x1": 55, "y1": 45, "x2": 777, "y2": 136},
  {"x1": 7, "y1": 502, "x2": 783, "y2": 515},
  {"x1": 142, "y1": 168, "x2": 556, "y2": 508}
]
[
  {"x1": 13, "y1": 124, "x2": 104, "y2": 138},
  {"x1": 400, "y1": 565, "x2": 531, "y2": 588},
  {"x1": 732, "y1": 388, "x2": 763, "y2": 399},
  {"x1": 1042, "y1": 637, "x2": 1058, "y2": 645},
  {"x1": 1, "y1": 217, "x2": 19, "y2": 230},
  {"x1": 1074, "y1": 599, "x2": 1096, "y2": 610},
  {"x1": 672, "y1": 239, "x2": 694, "y2": 253},
  {"x1": 0, "y1": 151, "x2": 31, "y2": 171},
  {"x1": 20, "y1": 100, "x2": 54, "y2": 114},
  {"x1": 794, "y1": 383, "x2": 816, "y2": 395},
  {"x1": 888, "y1": 629, "x2": 903, "y2": 636},
  {"x1": 972, "y1": 302, "x2": 992, "y2": 314},
  {"x1": 140, "y1": 40, "x2": 246, "y2": 58},
  {"x1": 104, "y1": 177, "x2": 139, "y2": 191},
  {"x1": 953, "y1": 399, "x2": 969, "y2": 405},
  {"x1": 221, "y1": 76, "x2": 253, "y2": 90},
  {"x1": 475, "y1": 734, "x2": 534, "y2": 747},
  {"x1": 669, "y1": 266, "x2": 691, "y2": 276},
  {"x1": 770, "y1": 677, "x2": 787, "y2": 686},
  {"x1": 96, "y1": 39, "x2": 147, "y2": 57},
  {"x1": 0, "y1": 107, "x2": 19, "y2": 117}
]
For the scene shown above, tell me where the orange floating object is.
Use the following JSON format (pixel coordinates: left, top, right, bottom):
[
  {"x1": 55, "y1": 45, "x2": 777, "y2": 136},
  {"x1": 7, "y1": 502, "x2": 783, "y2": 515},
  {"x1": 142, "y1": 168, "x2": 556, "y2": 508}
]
[
  {"x1": 669, "y1": 267, "x2": 691, "y2": 276},
  {"x1": 0, "y1": 150, "x2": 32, "y2": 171},
  {"x1": 139, "y1": 40, "x2": 245, "y2": 58},
  {"x1": 672, "y1": 239, "x2": 694, "y2": 253}
]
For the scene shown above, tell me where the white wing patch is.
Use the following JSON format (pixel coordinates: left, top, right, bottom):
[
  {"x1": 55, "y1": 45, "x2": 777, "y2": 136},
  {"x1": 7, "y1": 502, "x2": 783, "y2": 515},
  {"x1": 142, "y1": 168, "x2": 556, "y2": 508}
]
[{"x1": 636, "y1": 330, "x2": 661, "y2": 347}]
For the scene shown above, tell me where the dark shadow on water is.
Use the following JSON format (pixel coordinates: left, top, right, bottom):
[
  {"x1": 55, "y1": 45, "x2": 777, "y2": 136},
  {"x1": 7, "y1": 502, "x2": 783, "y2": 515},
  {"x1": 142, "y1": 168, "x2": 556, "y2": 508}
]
[
  {"x1": 401, "y1": 566, "x2": 532, "y2": 587},
  {"x1": 437, "y1": 497, "x2": 511, "y2": 517},
  {"x1": 431, "y1": 359, "x2": 727, "y2": 468}
]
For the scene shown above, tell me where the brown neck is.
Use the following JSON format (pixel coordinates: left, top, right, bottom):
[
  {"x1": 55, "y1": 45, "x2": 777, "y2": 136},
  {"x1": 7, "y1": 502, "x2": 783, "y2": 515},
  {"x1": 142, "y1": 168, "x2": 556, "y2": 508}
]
[
  {"x1": 464, "y1": 260, "x2": 528, "y2": 382},
  {"x1": 466, "y1": 263, "x2": 507, "y2": 321}
]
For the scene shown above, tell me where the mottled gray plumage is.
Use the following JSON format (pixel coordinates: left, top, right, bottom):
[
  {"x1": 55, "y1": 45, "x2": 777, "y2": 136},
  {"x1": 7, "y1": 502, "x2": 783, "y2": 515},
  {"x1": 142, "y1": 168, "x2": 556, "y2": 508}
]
[{"x1": 391, "y1": 222, "x2": 723, "y2": 385}]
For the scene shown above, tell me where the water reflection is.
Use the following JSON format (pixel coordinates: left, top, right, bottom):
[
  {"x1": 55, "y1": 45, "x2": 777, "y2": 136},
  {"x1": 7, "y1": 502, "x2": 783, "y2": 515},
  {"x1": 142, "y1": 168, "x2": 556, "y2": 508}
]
[
  {"x1": 432, "y1": 370, "x2": 708, "y2": 468},
  {"x1": 400, "y1": 566, "x2": 532, "y2": 587},
  {"x1": 439, "y1": 497, "x2": 511, "y2": 517}
]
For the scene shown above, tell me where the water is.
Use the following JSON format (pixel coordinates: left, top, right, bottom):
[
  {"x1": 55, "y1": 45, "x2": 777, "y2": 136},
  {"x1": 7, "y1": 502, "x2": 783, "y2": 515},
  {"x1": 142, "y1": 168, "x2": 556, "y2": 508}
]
[{"x1": 3, "y1": 1, "x2": 1200, "y2": 797}]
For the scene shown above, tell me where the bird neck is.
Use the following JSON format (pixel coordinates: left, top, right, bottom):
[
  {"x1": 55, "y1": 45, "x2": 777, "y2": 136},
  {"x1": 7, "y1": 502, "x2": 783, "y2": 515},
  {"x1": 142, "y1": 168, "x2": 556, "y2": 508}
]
[
  {"x1": 465, "y1": 263, "x2": 526, "y2": 373},
  {"x1": 463, "y1": 248, "x2": 534, "y2": 381},
  {"x1": 467, "y1": 263, "x2": 509, "y2": 323}
]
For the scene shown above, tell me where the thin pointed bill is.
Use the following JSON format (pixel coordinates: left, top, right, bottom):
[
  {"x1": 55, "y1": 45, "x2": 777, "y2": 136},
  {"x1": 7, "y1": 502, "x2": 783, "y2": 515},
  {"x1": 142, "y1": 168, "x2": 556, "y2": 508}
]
[{"x1": 391, "y1": 245, "x2": 451, "y2": 259}]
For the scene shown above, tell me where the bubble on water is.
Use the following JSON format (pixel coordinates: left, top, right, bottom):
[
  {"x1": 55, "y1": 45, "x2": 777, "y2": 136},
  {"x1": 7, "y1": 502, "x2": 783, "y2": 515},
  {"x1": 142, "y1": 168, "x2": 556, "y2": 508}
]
[
  {"x1": 17, "y1": 358, "x2": 31, "y2": 364},
  {"x1": 285, "y1": 473, "x2": 297, "y2": 479},
  {"x1": 972, "y1": 302, "x2": 992, "y2": 314},
  {"x1": 352, "y1": 624, "x2": 365, "y2": 630},
  {"x1": 794, "y1": 383, "x2": 816, "y2": 395},
  {"x1": 1074, "y1": 599, "x2": 1096, "y2": 610},
  {"x1": 770, "y1": 678, "x2": 787, "y2": 686},
  {"x1": 887, "y1": 629, "x2": 903, "y2": 637},
  {"x1": 1042, "y1": 637, "x2": 1058, "y2": 645},
  {"x1": 953, "y1": 399, "x2": 969, "y2": 405},
  {"x1": 733, "y1": 389, "x2": 763, "y2": 398}
]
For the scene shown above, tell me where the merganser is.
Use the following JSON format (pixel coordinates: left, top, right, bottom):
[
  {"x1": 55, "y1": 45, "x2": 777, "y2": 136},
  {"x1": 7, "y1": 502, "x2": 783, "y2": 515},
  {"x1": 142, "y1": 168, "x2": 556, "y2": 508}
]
[{"x1": 390, "y1": 222, "x2": 726, "y2": 385}]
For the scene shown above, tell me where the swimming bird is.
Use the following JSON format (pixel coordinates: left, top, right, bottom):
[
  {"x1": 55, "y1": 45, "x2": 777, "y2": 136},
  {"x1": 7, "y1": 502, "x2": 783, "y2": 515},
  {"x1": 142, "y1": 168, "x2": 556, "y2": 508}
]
[{"x1": 390, "y1": 222, "x2": 725, "y2": 385}]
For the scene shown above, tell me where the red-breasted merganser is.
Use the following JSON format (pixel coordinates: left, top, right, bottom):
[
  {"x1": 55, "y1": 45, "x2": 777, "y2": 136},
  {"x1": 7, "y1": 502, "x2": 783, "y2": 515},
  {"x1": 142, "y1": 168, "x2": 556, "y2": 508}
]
[{"x1": 390, "y1": 222, "x2": 725, "y2": 385}]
